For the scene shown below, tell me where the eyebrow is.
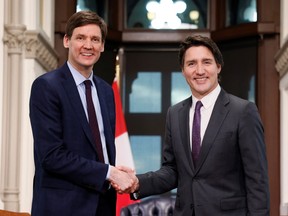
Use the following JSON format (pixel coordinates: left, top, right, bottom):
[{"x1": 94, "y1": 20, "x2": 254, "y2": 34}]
[
  {"x1": 202, "y1": 58, "x2": 213, "y2": 62},
  {"x1": 185, "y1": 58, "x2": 213, "y2": 63},
  {"x1": 74, "y1": 34, "x2": 101, "y2": 38}
]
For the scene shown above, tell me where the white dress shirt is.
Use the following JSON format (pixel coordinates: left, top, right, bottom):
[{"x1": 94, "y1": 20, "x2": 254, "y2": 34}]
[
  {"x1": 67, "y1": 61, "x2": 110, "y2": 164},
  {"x1": 189, "y1": 84, "x2": 221, "y2": 151}
]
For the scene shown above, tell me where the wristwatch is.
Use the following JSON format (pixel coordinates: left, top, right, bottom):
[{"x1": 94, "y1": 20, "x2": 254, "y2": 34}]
[{"x1": 130, "y1": 190, "x2": 140, "y2": 200}]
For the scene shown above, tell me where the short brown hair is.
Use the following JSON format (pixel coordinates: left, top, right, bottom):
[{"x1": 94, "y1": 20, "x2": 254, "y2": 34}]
[
  {"x1": 65, "y1": 10, "x2": 107, "y2": 42},
  {"x1": 178, "y1": 35, "x2": 224, "y2": 68}
]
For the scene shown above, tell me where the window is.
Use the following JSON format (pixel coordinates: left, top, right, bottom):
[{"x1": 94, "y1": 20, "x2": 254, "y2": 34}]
[
  {"x1": 171, "y1": 72, "x2": 191, "y2": 105},
  {"x1": 76, "y1": 0, "x2": 108, "y2": 22},
  {"x1": 130, "y1": 135, "x2": 161, "y2": 173},
  {"x1": 126, "y1": 0, "x2": 208, "y2": 29},
  {"x1": 225, "y1": 0, "x2": 257, "y2": 26},
  {"x1": 129, "y1": 72, "x2": 162, "y2": 113},
  {"x1": 123, "y1": 48, "x2": 190, "y2": 178}
]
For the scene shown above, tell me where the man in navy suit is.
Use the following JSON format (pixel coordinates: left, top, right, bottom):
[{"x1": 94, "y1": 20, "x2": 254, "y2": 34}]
[
  {"x1": 29, "y1": 11, "x2": 136, "y2": 216},
  {"x1": 120, "y1": 35, "x2": 270, "y2": 215}
]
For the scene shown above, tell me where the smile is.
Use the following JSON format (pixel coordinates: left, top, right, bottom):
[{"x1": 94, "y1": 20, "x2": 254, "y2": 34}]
[
  {"x1": 82, "y1": 53, "x2": 93, "y2": 56},
  {"x1": 194, "y1": 77, "x2": 207, "y2": 81}
]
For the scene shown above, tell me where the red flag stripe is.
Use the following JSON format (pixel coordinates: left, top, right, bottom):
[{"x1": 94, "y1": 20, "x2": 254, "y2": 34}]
[
  {"x1": 112, "y1": 78, "x2": 138, "y2": 216},
  {"x1": 112, "y1": 80, "x2": 127, "y2": 137}
]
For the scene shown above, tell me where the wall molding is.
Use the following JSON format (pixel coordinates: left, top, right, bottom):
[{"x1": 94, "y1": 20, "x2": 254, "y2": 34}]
[
  {"x1": 4, "y1": 25, "x2": 58, "y2": 72},
  {"x1": 25, "y1": 30, "x2": 58, "y2": 71},
  {"x1": 275, "y1": 39, "x2": 288, "y2": 78}
]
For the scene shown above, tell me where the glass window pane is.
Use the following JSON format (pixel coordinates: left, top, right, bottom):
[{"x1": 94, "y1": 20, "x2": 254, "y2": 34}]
[
  {"x1": 130, "y1": 135, "x2": 161, "y2": 173},
  {"x1": 129, "y1": 72, "x2": 162, "y2": 113},
  {"x1": 226, "y1": 0, "x2": 257, "y2": 26},
  {"x1": 77, "y1": 0, "x2": 97, "y2": 11},
  {"x1": 171, "y1": 72, "x2": 191, "y2": 105},
  {"x1": 126, "y1": 0, "x2": 208, "y2": 29},
  {"x1": 76, "y1": 0, "x2": 108, "y2": 22},
  {"x1": 248, "y1": 74, "x2": 255, "y2": 103}
]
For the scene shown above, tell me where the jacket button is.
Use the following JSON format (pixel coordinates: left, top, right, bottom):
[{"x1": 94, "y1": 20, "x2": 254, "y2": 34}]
[{"x1": 190, "y1": 204, "x2": 194, "y2": 209}]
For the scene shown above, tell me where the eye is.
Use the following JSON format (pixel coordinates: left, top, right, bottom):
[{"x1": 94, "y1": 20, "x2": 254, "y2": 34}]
[
  {"x1": 203, "y1": 60, "x2": 212, "y2": 65},
  {"x1": 187, "y1": 61, "x2": 195, "y2": 67},
  {"x1": 76, "y1": 35, "x2": 84, "y2": 41},
  {"x1": 92, "y1": 37, "x2": 101, "y2": 43}
]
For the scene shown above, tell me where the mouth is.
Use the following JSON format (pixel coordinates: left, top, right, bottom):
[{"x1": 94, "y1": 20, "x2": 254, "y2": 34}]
[
  {"x1": 194, "y1": 77, "x2": 207, "y2": 82},
  {"x1": 81, "y1": 53, "x2": 93, "y2": 57}
]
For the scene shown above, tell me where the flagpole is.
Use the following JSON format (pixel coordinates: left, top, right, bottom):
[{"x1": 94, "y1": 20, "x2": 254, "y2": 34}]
[
  {"x1": 113, "y1": 48, "x2": 138, "y2": 216},
  {"x1": 115, "y1": 54, "x2": 120, "y2": 86}
]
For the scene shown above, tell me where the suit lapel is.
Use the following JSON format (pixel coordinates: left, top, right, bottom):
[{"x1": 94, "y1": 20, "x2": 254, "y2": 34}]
[
  {"x1": 178, "y1": 97, "x2": 195, "y2": 171},
  {"x1": 60, "y1": 64, "x2": 98, "y2": 153},
  {"x1": 195, "y1": 90, "x2": 230, "y2": 173}
]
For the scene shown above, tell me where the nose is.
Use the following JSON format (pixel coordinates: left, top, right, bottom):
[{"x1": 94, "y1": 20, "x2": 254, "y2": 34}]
[
  {"x1": 196, "y1": 64, "x2": 204, "y2": 74},
  {"x1": 83, "y1": 39, "x2": 92, "y2": 49}
]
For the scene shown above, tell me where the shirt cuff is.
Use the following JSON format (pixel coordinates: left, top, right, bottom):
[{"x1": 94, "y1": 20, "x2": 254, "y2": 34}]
[{"x1": 106, "y1": 165, "x2": 111, "y2": 180}]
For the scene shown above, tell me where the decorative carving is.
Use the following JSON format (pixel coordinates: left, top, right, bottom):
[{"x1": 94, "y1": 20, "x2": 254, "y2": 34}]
[
  {"x1": 275, "y1": 40, "x2": 288, "y2": 78},
  {"x1": 25, "y1": 31, "x2": 58, "y2": 71},
  {"x1": 3, "y1": 24, "x2": 26, "y2": 54},
  {"x1": 3, "y1": 25, "x2": 58, "y2": 71}
]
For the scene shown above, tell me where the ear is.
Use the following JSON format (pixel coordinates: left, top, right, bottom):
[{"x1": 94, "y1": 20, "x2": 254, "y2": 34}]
[
  {"x1": 100, "y1": 42, "x2": 105, "y2": 52},
  {"x1": 217, "y1": 64, "x2": 222, "y2": 74},
  {"x1": 63, "y1": 35, "x2": 69, "y2": 48}
]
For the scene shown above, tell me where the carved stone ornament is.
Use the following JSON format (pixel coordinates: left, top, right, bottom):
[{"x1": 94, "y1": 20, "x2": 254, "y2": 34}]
[
  {"x1": 275, "y1": 40, "x2": 288, "y2": 78},
  {"x1": 25, "y1": 30, "x2": 58, "y2": 71},
  {"x1": 3, "y1": 24, "x2": 26, "y2": 54},
  {"x1": 3, "y1": 24, "x2": 58, "y2": 71}
]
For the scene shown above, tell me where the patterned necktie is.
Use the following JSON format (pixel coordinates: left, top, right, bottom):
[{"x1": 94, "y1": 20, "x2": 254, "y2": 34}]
[
  {"x1": 192, "y1": 101, "x2": 203, "y2": 166},
  {"x1": 84, "y1": 80, "x2": 104, "y2": 163}
]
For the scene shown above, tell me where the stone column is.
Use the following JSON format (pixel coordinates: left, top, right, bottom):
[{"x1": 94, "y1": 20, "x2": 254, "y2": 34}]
[
  {"x1": 2, "y1": 23, "x2": 26, "y2": 211},
  {"x1": 1, "y1": 0, "x2": 26, "y2": 211},
  {"x1": 275, "y1": 39, "x2": 288, "y2": 216}
]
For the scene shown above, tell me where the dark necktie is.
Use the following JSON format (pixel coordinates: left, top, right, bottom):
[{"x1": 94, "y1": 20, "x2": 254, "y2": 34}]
[
  {"x1": 192, "y1": 100, "x2": 203, "y2": 166},
  {"x1": 84, "y1": 80, "x2": 104, "y2": 163}
]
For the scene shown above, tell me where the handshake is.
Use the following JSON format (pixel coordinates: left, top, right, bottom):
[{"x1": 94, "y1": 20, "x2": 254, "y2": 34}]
[{"x1": 108, "y1": 166, "x2": 139, "y2": 194}]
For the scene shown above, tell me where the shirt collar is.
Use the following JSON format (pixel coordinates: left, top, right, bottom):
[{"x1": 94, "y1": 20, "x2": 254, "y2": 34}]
[
  {"x1": 191, "y1": 84, "x2": 221, "y2": 109},
  {"x1": 67, "y1": 61, "x2": 94, "y2": 86}
]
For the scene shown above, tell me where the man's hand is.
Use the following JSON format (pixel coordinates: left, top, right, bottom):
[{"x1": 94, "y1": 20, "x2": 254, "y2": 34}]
[{"x1": 108, "y1": 166, "x2": 139, "y2": 194}]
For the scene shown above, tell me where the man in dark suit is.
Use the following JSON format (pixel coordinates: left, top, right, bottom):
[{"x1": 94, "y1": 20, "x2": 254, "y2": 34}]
[
  {"x1": 29, "y1": 11, "x2": 135, "y2": 216},
  {"x1": 120, "y1": 35, "x2": 270, "y2": 215}
]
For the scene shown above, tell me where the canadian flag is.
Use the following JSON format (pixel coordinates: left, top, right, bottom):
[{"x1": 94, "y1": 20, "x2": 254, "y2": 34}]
[{"x1": 112, "y1": 78, "x2": 137, "y2": 216}]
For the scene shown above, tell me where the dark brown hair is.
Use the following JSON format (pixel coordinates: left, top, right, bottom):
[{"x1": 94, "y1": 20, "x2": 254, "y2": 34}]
[
  {"x1": 178, "y1": 35, "x2": 224, "y2": 68},
  {"x1": 65, "y1": 10, "x2": 107, "y2": 42}
]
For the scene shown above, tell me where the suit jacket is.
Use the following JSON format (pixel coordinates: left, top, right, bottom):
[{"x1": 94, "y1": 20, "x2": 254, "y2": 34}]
[
  {"x1": 137, "y1": 89, "x2": 270, "y2": 215},
  {"x1": 29, "y1": 63, "x2": 116, "y2": 216}
]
